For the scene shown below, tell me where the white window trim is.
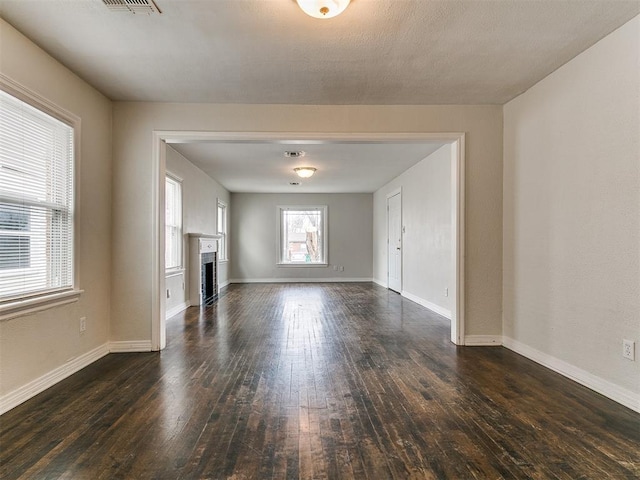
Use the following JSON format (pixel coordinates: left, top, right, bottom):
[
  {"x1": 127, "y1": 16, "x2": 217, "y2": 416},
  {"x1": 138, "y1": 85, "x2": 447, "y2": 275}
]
[
  {"x1": 217, "y1": 199, "x2": 228, "y2": 262},
  {"x1": 277, "y1": 205, "x2": 328, "y2": 267},
  {"x1": 0, "y1": 289, "x2": 84, "y2": 321},
  {"x1": 0, "y1": 74, "x2": 82, "y2": 319},
  {"x1": 165, "y1": 173, "x2": 183, "y2": 272},
  {"x1": 165, "y1": 268, "x2": 185, "y2": 279}
]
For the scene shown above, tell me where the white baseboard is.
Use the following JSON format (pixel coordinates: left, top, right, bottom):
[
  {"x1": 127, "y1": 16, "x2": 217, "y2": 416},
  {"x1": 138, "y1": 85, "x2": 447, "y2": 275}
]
[
  {"x1": 166, "y1": 301, "x2": 190, "y2": 319},
  {"x1": 219, "y1": 280, "x2": 229, "y2": 289},
  {"x1": 372, "y1": 278, "x2": 387, "y2": 288},
  {"x1": 503, "y1": 337, "x2": 640, "y2": 413},
  {"x1": 464, "y1": 335, "x2": 503, "y2": 346},
  {"x1": 0, "y1": 343, "x2": 109, "y2": 415},
  {"x1": 229, "y1": 277, "x2": 373, "y2": 284},
  {"x1": 108, "y1": 340, "x2": 153, "y2": 353},
  {"x1": 401, "y1": 291, "x2": 452, "y2": 320}
]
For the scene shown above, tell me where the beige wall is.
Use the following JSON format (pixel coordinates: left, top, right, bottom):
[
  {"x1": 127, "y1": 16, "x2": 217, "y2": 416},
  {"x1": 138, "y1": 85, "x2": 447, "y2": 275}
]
[
  {"x1": 373, "y1": 144, "x2": 453, "y2": 314},
  {"x1": 230, "y1": 193, "x2": 372, "y2": 281},
  {"x1": 165, "y1": 146, "x2": 230, "y2": 315},
  {"x1": 503, "y1": 16, "x2": 639, "y2": 398},
  {"x1": 0, "y1": 20, "x2": 112, "y2": 397},
  {"x1": 111, "y1": 102, "x2": 502, "y2": 341}
]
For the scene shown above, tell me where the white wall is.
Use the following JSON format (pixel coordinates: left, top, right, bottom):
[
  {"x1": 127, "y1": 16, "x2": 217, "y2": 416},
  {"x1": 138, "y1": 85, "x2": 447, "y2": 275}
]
[
  {"x1": 111, "y1": 103, "x2": 502, "y2": 342},
  {"x1": 373, "y1": 145, "x2": 453, "y2": 316},
  {"x1": 0, "y1": 20, "x2": 112, "y2": 404},
  {"x1": 164, "y1": 146, "x2": 230, "y2": 317},
  {"x1": 503, "y1": 16, "x2": 639, "y2": 408},
  {"x1": 230, "y1": 193, "x2": 372, "y2": 281}
]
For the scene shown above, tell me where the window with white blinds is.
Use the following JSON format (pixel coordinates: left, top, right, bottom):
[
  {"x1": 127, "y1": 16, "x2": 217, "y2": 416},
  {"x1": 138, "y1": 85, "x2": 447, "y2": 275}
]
[
  {"x1": 165, "y1": 175, "x2": 182, "y2": 270},
  {"x1": 217, "y1": 199, "x2": 227, "y2": 261},
  {"x1": 0, "y1": 89, "x2": 75, "y2": 302}
]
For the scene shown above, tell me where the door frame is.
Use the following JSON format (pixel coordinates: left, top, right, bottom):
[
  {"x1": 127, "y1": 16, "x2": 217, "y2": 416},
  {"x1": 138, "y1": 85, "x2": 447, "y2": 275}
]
[
  {"x1": 386, "y1": 188, "x2": 402, "y2": 293},
  {"x1": 151, "y1": 132, "x2": 465, "y2": 348}
]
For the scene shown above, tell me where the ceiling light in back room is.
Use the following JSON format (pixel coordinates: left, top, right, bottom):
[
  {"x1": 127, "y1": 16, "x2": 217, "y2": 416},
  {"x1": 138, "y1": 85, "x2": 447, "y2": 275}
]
[
  {"x1": 294, "y1": 167, "x2": 317, "y2": 178},
  {"x1": 296, "y1": 0, "x2": 350, "y2": 19}
]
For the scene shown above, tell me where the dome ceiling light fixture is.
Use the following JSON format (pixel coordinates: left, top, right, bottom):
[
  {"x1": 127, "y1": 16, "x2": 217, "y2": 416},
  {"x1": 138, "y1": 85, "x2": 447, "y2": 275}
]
[
  {"x1": 296, "y1": 0, "x2": 350, "y2": 19},
  {"x1": 294, "y1": 167, "x2": 317, "y2": 178}
]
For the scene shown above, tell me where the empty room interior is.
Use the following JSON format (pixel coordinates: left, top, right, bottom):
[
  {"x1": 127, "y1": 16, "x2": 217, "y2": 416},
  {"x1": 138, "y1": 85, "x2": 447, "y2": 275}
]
[{"x1": 0, "y1": 1, "x2": 639, "y2": 479}]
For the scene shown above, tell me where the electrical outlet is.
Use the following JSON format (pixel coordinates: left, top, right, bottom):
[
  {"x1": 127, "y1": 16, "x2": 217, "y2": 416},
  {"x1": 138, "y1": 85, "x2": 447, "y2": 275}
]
[
  {"x1": 444, "y1": 287, "x2": 449, "y2": 297},
  {"x1": 79, "y1": 317, "x2": 86, "y2": 333},
  {"x1": 623, "y1": 340, "x2": 635, "y2": 361},
  {"x1": 333, "y1": 265, "x2": 338, "y2": 271},
  {"x1": 339, "y1": 266, "x2": 344, "y2": 272}
]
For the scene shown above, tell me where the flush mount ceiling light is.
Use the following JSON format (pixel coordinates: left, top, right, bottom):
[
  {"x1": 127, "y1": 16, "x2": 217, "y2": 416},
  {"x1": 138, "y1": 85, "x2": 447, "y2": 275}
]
[
  {"x1": 294, "y1": 167, "x2": 317, "y2": 178},
  {"x1": 296, "y1": 0, "x2": 350, "y2": 19}
]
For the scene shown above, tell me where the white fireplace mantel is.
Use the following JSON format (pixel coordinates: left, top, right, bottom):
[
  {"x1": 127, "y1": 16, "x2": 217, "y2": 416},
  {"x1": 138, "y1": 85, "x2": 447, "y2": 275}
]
[{"x1": 188, "y1": 234, "x2": 222, "y2": 306}]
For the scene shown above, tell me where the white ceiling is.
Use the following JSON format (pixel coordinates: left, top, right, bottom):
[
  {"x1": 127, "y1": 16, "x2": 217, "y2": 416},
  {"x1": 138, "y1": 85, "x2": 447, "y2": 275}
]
[
  {"x1": 2, "y1": 0, "x2": 638, "y2": 193},
  {"x1": 0, "y1": 0, "x2": 638, "y2": 104},
  {"x1": 170, "y1": 140, "x2": 445, "y2": 193}
]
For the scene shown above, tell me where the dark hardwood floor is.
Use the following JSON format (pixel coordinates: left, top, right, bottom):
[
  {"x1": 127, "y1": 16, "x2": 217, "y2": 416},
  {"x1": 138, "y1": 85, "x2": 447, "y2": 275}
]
[{"x1": 1, "y1": 283, "x2": 638, "y2": 479}]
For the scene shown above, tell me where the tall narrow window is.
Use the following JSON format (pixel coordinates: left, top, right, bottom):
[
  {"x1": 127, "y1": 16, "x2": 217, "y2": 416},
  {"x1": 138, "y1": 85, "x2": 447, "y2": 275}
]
[
  {"x1": 217, "y1": 199, "x2": 227, "y2": 261},
  {"x1": 165, "y1": 175, "x2": 182, "y2": 270},
  {"x1": 0, "y1": 89, "x2": 75, "y2": 301},
  {"x1": 278, "y1": 206, "x2": 327, "y2": 265}
]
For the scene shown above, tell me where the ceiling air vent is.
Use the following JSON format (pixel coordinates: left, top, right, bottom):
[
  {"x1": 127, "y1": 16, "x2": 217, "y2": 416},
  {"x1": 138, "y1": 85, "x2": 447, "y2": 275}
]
[
  {"x1": 102, "y1": 0, "x2": 162, "y2": 14},
  {"x1": 284, "y1": 151, "x2": 306, "y2": 158}
]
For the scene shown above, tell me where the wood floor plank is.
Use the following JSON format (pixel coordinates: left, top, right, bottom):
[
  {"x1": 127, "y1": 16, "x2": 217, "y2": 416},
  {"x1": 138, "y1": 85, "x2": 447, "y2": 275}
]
[{"x1": 1, "y1": 283, "x2": 639, "y2": 479}]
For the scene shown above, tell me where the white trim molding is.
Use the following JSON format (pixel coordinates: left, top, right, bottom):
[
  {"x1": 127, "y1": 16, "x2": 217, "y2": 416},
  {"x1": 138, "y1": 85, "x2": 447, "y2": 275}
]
[
  {"x1": 0, "y1": 289, "x2": 84, "y2": 321},
  {"x1": 401, "y1": 291, "x2": 452, "y2": 320},
  {"x1": 166, "y1": 301, "x2": 190, "y2": 320},
  {"x1": 108, "y1": 340, "x2": 153, "y2": 353},
  {"x1": 464, "y1": 335, "x2": 503, "y2": 346},
  {"x1": 372, "y1": 278, "x2": 387, "y2": 288},
  {"x1": 503, "y1": 337, "x2": 640, "y2": 413},
  {"x1": 0, "y1": 343, "x2": 109, "y2": 415}
]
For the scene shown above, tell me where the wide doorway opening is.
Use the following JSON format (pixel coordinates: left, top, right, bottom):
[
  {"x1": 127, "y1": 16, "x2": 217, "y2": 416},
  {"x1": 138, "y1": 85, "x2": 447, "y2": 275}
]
[{"x1": 151, "y1": 132, "x2": 465, "y2": 349}]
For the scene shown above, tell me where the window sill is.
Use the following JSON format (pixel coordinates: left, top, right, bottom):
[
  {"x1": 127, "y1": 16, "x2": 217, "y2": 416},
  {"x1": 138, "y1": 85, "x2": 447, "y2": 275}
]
[
  {"x1": 277, "y1": 263, "x2": 328, "y2": 268},
  {"x1": 0, "y1": 289, "x2": 84, "y2": 322},
  {"x1": 166, "y1": 268, "x2": 185, "y2": 278}
]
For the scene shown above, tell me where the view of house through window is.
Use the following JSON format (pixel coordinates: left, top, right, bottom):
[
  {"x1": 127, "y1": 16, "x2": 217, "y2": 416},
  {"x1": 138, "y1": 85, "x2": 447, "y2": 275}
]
[
  {"x1": 0, "y1": 88, "x2": 75, "y2": 301},
  {"x1": 165, "y1": 175, "x2": 182, "y2": 270},
  {"x1": 217, "y1": 200, "x2": 227, "y2": 261},
  {"x1": 279, "y1": 206, "x2": 327, "y2": 265}
]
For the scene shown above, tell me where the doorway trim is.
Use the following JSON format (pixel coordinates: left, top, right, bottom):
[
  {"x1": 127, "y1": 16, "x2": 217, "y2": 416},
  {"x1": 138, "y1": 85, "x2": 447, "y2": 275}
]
[
  {"x1": 151, "y1": 131, "x2": 465, "y2": 349},
  {"x1": 386, "y1": 188, "x2": 402, "y2": 293}
]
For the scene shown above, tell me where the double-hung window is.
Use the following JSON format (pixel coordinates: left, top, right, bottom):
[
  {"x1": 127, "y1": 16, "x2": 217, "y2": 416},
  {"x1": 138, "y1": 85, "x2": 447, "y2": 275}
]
[
  {"x1": 217, "y1": 199, "x2": 227, "y2": 261},
  {"x1": 0, "y1": 88, "x2": 76, "y2": 303},
  {"x1": 278, "y1": 206, "x2": 327, "y2": 265},
  {"x1": 165, "y1": 175, "x2": 182, "y2": 270}
]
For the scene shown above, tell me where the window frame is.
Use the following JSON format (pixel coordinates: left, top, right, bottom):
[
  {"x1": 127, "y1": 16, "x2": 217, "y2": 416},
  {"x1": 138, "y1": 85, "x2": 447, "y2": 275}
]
[
  {"x1": 277, "y1": 205, "x2": 328, "y2": 267},
  {"x1": 217, "y1": 199, "x2": 228, "y2": 262},
  {"x1": 0, "y1": 76, "x2": 82, "y2": 319},
  {"x1": 165, "y1": 173, "x2": 183, "y2": 272}
]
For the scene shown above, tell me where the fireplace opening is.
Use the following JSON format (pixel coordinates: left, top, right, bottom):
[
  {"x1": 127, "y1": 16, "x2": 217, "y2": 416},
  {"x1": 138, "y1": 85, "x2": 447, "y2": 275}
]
[{"x1": 202, "y1": 251, "x2": 217, "y2": 306}]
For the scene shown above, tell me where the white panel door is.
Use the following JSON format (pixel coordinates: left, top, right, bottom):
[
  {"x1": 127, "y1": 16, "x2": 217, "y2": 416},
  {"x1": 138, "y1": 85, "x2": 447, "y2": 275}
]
[{"x1": 387, "y1": 192, "x2": 402, "y2": 292}]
